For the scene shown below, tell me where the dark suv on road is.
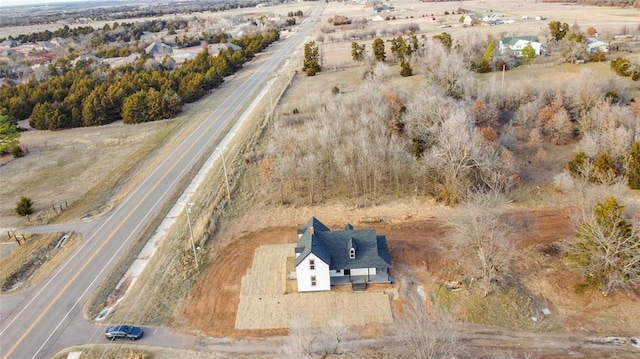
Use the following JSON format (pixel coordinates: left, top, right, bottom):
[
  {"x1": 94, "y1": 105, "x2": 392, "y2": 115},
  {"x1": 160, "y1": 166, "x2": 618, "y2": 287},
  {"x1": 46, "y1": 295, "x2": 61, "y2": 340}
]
[{"x1": 104, "y1": 324, "x2": 144, "y2": 340}]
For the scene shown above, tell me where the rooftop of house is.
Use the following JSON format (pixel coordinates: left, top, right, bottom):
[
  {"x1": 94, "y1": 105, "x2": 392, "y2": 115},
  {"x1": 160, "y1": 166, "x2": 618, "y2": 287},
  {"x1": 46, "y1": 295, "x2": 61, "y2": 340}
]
[
  {"x1": 501, "y1": 36, "x2": 539, "y2": 45},
  {"x1": 295, "y1": 217, "x2": 391, "y2": 270}
]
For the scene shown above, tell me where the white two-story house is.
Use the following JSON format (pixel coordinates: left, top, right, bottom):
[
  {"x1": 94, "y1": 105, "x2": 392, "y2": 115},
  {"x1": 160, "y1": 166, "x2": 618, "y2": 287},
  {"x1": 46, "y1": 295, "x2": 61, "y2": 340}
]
[
  {"x1": 499, "y1": 36, "x2": 543, "y2": 57},
  {"x1": 294, "y1": 217, "x2": 392, "y2": 292}
]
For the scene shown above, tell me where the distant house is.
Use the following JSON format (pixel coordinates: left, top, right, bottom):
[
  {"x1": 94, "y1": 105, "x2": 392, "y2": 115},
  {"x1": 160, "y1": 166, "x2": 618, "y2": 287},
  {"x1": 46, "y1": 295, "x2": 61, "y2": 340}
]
[
  {"x1": 267, "y1": 13, "x2": 281, "y2": 22},
  {"x1": 462, "y1": 14, "x2": 475, "y2": 26},
  {"x1": 373, "y1": 4, "x2": 394, "y2": 13},
  {"x1": 75, "y1": 54, "x2": 103, "y2": 64},
  {"x1": 0, "y1": 39, "x2": 19, "y2": 48},
  {"x1": 145, "y1": 40, "x2": 173, "y2": 58},
  {"x1": 499, "y1": 36, "x2": 542, "y2": 57},
  {"x1": 481, "y1": 12, "x2": 498, "y2": 23},
  {"x1": 294, "y1": 217, "x2": 392, "y2": 292},
  {"x1": 34, "y1": 41, "x2": 56, "y2": 52},
  {"x1": 207, "y1": 42, "x2": 242, "y2": 56},
  {"x1": 586, "y1": 38, "x2": 609, "y2": 53}
]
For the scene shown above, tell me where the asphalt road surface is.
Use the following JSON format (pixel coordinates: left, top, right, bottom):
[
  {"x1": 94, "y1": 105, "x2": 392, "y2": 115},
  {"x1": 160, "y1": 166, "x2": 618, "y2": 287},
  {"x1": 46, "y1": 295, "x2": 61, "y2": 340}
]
[{"x1": 0, "y1": 4, "x2": 324, "y2": 358}]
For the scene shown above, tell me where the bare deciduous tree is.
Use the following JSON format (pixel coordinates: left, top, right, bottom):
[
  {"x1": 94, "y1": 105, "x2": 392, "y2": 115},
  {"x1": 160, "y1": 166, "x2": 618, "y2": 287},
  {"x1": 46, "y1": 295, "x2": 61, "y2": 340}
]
[
  {"x1": 281, "y1": 318, "x2": 350, "y2": 358},
  {"x1": 281, "y1": 319, "x2": 316, "y2": 358},
  {"x1": 447, "y1": 191, "x2": 519, "y2": 296},
  {"x1": 395, "y1": 284, "x2": 461, "y2": 359}
]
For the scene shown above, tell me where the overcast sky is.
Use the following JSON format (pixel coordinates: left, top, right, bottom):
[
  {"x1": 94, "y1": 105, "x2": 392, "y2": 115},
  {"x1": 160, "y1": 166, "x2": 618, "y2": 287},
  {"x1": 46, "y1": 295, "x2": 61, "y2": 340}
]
[{"x1": 1, "y1": 0, "x2": 104, "y2": 7}]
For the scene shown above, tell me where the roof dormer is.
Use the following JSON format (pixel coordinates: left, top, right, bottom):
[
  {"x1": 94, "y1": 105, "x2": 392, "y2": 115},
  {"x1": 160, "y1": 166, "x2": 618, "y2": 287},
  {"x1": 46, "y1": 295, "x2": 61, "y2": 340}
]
[{"x1": 348, "y1": 237, "x2": 357, "y2": 259}]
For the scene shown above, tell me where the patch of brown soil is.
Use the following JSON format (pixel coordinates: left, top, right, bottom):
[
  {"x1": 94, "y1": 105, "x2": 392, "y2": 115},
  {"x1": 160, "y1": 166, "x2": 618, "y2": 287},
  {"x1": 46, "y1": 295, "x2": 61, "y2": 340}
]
[
  {"x1": 179, "y1": 203, "x2": 640, "y2": 339},
  {"x1": 181, "y1": 227, "x2": 294, "y2": 337}
]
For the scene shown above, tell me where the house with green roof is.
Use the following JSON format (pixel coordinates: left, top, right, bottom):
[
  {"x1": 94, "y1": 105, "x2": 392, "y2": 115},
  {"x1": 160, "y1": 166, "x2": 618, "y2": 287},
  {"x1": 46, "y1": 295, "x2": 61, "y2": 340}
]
[
  {"x1": 499, "y1": 36, "x2": 542, "y2": 57},
  {"x1": 294, "y1": 217, "x2": 392, "y2": 292}
]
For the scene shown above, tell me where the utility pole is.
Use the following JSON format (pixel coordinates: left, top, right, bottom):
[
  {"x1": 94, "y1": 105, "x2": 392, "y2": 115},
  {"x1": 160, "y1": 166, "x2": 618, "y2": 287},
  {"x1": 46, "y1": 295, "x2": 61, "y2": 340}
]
[
  {"x1": 185, "y1": 203, "x2": 198, "y2": 270},
  {"x1": 220, "y1": 147, "x2": 231, "y2": 200}
]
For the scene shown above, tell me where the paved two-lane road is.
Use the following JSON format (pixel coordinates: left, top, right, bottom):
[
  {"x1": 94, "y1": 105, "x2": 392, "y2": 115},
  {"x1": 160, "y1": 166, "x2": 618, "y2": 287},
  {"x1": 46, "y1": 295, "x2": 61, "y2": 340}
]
[{"x1": 0, "y1": 4, "x2": 324, "y2": 358}]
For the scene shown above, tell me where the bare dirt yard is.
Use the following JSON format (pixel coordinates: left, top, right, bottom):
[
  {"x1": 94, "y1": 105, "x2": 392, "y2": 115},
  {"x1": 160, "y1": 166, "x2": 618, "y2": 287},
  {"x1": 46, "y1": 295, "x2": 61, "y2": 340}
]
[{"x1": 179, "y1": 202, "x2": 640, "y2": 344}]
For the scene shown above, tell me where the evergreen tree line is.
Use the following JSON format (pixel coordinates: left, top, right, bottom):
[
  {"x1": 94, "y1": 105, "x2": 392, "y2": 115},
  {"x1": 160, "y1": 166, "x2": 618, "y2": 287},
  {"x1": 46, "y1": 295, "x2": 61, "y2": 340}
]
[{"x1": 0, "y1": 29, "x2": 280, "y2": 130}]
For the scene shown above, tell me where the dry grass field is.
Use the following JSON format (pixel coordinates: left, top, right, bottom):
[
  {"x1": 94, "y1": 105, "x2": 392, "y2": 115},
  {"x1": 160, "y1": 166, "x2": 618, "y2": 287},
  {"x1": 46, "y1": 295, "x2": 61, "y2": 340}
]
[{"x1": 0, "y1": 121, "x2": 163, "y2": 228}]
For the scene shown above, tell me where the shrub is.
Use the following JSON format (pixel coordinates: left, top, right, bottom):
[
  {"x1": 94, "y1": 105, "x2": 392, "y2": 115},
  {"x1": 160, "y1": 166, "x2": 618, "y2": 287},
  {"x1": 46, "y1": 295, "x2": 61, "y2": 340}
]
[
  {"x1": 610, "y1": 57, "x2": 632, "y2": 77},
  {"x1": 12, "y1": 145, "x2": 24, "y2": 157},
  {"x1": 605, "y1": 90, "x2": 620, "y2": 104},
  {"x1": 567, "y1": 151, "x2": 588, "y2": 178},
  {"x1": 332, "y1": 86, "x2": 340, "y2": 95},
  {"x1": 15, "y1": 196, "x2": 33, "y2": 216},
  {"x1": 400, "y1": 60, "x2": 413, "y2": 77},
  {"x1": 590, "y1": 50, "x2": 606, "y2": 62}
]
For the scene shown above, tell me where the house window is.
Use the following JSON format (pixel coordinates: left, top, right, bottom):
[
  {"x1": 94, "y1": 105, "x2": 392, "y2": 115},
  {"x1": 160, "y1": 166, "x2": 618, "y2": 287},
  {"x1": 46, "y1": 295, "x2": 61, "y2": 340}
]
[
  {"x1": 311, "y1": 276, "x2": 317, "y2": 287},
  {"x1": 349, "y1": 248, "x2": 356, "y2": 259},
  {"x1": 309, "y1": 259, "x2": 315, "y2": 270}
]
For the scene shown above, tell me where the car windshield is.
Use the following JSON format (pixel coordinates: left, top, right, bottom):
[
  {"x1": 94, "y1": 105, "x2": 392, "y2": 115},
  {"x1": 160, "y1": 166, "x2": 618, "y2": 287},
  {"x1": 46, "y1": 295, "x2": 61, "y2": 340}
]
[{"x1": 116, "y1": 325, "x2": 131, "y2": 333}]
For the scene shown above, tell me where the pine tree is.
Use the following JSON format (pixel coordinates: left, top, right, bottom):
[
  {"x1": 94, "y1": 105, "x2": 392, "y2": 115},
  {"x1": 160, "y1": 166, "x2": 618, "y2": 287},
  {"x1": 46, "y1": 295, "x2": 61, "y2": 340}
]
[
  {"x1": 15, "y1": 196, "x2": 34, "y2": 216},
  {"x1": 302, "y1": 41, "x2": 321, "y2": 76},
  {"x1": 372, "y1": 38, "x2": 386, "y2": 62},
  {"x1": 626, "y1": 142, "x2": 640, "y2": 189},
  {"x1": 566, "y1": 197, "x2": 640, "y2": 294},
  {"x1": 400, "y1": 60, "x2": 413, "y2": 77}
]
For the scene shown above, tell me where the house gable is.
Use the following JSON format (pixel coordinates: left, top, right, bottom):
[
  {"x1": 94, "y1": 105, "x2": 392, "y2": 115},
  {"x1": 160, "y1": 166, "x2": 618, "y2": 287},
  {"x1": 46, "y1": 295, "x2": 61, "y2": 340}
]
[
  {"x1": 295, "y1": 252, "x2": 330, "y2": 291},
  {"x1": 295, "y1": 218, "x2": 391, "y2": 271}
]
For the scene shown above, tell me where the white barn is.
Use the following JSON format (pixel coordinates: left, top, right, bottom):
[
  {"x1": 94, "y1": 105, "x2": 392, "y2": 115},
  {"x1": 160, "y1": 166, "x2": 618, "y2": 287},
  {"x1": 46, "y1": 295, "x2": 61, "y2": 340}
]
[{"x1": 294, "y1": 217, "x2": 392, "y2": 292}]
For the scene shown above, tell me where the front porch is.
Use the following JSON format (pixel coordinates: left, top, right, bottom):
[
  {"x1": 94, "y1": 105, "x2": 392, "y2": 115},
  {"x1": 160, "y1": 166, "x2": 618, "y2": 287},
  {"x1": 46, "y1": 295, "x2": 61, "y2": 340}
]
[{"x1": 330, "y1": 270, "x2": 392, "y2": 287}]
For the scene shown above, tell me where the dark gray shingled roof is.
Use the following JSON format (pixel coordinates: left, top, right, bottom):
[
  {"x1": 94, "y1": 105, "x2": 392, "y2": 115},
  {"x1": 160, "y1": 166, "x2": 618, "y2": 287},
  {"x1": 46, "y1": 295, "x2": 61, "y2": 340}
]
[
  {"x1": 297, "y1": 216, "x2": 330, "y2": 236},
  {"x1": 294, "y1": 218, "x2": 391, "y2": 269}
]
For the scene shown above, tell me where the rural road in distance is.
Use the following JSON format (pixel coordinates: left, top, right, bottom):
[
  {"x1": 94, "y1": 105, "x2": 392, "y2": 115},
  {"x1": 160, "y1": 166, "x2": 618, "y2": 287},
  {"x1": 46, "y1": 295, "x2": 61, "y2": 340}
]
[{"x1": 0, "y1": 4, "x2": 324, "y2": 359}]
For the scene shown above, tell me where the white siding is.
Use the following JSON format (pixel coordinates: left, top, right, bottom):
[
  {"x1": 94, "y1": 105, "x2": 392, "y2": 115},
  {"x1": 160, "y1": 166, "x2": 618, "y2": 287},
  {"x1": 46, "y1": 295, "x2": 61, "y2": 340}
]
[
  {"x1": 296, "y1": 253, "x2": 330, "y2": 292},
  {"x1": 350, "y1": 268, "x2": 376, "y2": 276},
  {"x1": 500, "y1": 40, "x2": 542, "y2": 57},
  {"x1": 330, "y1": 269, "x2": 345, "y2": 277}
]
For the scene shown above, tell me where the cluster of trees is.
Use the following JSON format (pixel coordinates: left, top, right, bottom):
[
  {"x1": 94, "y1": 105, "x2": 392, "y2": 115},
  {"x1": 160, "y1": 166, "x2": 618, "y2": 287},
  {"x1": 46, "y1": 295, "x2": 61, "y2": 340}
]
[
  {"x1": 6, "y1": 25, "x2": 95, "y2": 44},
  {"x1": 611, "y1": 57, "x2": 640, "y2": 80},
  {"x1": 328, "y1": 15, "x2": 351, "y2": 26},
  {"x1": 317, "y1": 23, "x2": 419, "y2": 44},
  {"x1": 4, "y1": 19, "x2": 189, "y2": 46},
  {"x1": 261, "y1": 41, "x2": 519, "y2": 206},
  {"x1": 0, "y1": 29, "x2": 279, "y2": 129},
  {"x1": 259, "y1": 33, "x2": 640, "y2": 299}
]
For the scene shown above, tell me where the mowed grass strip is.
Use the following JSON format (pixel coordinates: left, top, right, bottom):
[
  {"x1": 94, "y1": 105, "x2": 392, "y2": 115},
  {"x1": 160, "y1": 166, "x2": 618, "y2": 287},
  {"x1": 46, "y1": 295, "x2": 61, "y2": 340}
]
[{"x1": 0, "y1": 232, "x2": 66, "y2": 292}]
